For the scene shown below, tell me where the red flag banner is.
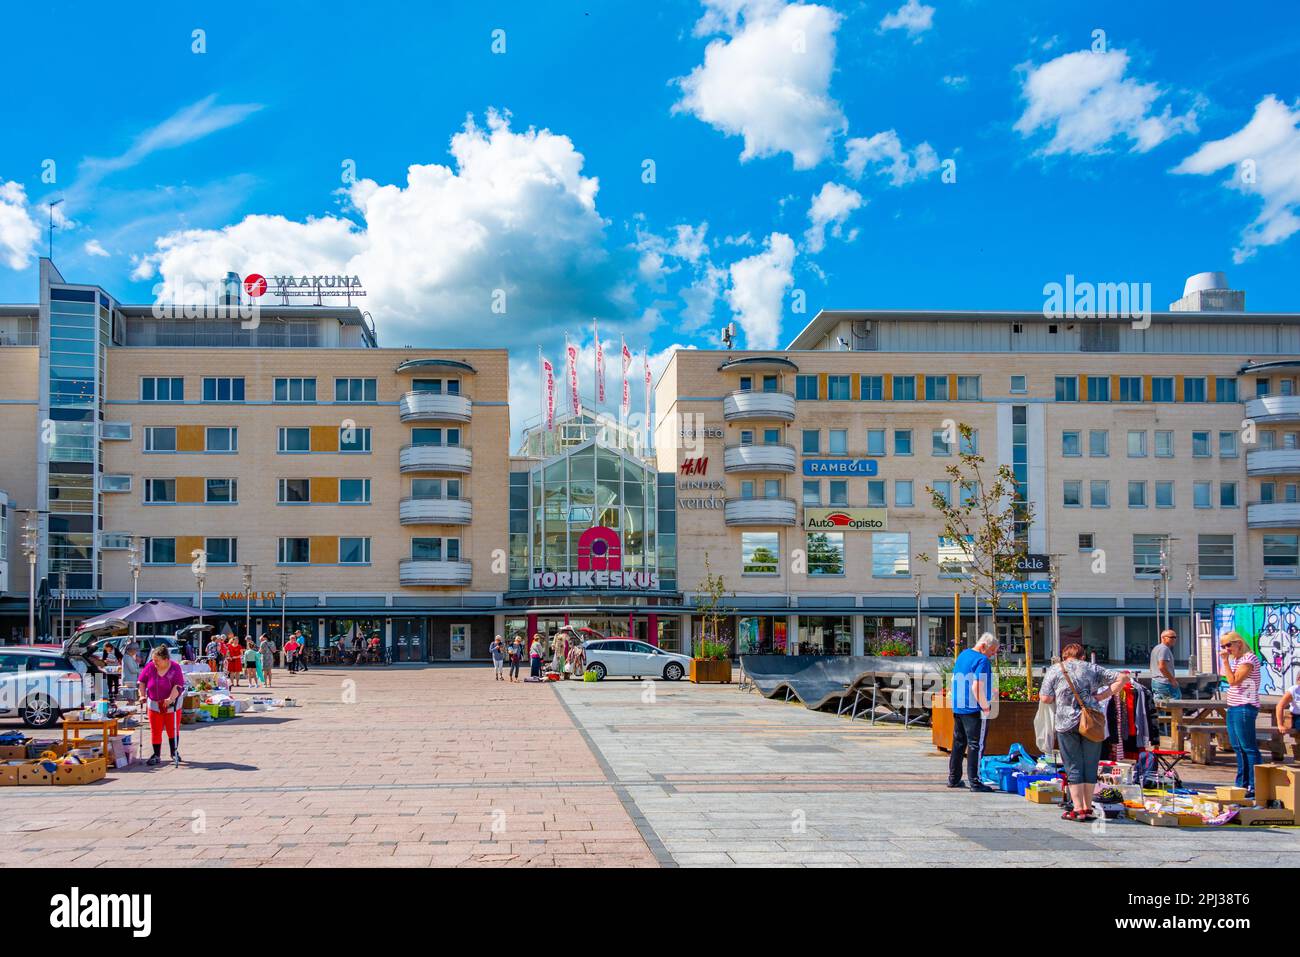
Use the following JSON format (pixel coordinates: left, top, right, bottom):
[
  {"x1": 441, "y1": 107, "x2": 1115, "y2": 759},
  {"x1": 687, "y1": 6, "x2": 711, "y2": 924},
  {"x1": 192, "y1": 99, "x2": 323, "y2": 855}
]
[
  {"x1": 621, "y1": 339, "x2": 632, "y2": 422},
  {"x1": 566, "y1": 340, "x2": 582, "y2": 418},
  {"x1": 594, "y1": 319, "x2": 605, "y2": 405},
  {"x1": 542, "y1": 357, "x2": 555, "y2": 431}
]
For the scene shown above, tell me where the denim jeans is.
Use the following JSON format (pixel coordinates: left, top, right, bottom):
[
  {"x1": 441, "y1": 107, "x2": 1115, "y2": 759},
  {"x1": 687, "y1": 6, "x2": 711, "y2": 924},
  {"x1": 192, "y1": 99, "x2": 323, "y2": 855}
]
[
  {"x1": 1150, "y1": 679, "x2": 1181, "y2": 700},
  {"x1": 1226, "y1": 704, "x2": 1261, "y2": 790}
]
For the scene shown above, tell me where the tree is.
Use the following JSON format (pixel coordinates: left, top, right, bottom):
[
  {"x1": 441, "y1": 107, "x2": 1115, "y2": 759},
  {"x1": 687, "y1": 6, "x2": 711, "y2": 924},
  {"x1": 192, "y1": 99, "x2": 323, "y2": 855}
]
[
  {"x1": 743, "y1": 545, "x2": 778, "y2": 574},
  {"x1": 694, "y1": 552, "x2": 735, "y2": 659},
  {"x1": 805, "y1": 532, "x2": 844, "y2": 576}
]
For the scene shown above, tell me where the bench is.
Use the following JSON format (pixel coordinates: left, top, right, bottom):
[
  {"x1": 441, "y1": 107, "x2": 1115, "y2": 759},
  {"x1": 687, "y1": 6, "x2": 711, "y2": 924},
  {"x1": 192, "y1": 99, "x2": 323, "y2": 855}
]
[{"x1": 1184, "y1": 723, "x2": 1290, "y2": 764}]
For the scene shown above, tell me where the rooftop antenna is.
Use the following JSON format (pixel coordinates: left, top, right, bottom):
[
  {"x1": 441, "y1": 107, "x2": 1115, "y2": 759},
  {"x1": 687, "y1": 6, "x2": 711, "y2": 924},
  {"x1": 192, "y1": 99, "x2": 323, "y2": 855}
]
[
  {"x1": 720, "y1": 321, "x2": 737, "y2": 350},
  {"x1": 47, "y1": 198, "x2": 64, "y2": 260}
]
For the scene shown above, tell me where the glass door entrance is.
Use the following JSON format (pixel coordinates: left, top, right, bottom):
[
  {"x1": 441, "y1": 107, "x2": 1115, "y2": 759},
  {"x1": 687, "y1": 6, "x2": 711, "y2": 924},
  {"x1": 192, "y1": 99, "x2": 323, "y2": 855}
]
[
  {"x1": 450, "y1": 623, "x2": 470, "y2": 660},
  {"x1": 394, "y1": 618, "x2": 427, "y2": 662}
]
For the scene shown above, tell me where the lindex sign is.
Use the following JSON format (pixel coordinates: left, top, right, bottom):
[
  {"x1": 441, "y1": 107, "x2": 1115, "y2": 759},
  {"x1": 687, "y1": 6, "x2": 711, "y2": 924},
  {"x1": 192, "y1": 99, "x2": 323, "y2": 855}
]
[{"x1": 1003, "y1": 553, "x2": 1051, "y2": 574}]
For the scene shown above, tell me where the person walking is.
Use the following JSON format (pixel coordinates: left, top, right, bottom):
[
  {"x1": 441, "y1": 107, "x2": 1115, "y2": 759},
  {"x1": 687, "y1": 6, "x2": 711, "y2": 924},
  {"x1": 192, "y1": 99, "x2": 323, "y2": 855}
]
[
  {"x1": 529, "y1": 633, "x2": 545, "y2": 679},
  {"x1": 258, "y1": 632, "x2": 276, "y2": 688},
  {"x1": 1219, "y1": 631, "x2": 1263, "y2": 797},
  {"x1": 490, "y1": 635, "x2": 506, "y2": 681},
  {"x1": 138, "y1": 645, "x2": 186, "y2": 766},
  {"x1": 285, "y1": 634, "x2": 299, "y2": 674},
  {"x1": 226, "y1": 635, "x2": 245, "y2": 687},
  {"x1": 243, "y1": 637, "x2": 259, "y2": 688},
  {"x1": 204, "y1": 635, "x2": 220, "y2": 673},
  {"x1": 947, "y1": 633, "x2": 998, "y2": 793},
  {"x1": 1039, "y1": 643, "x2": 1129, "y2": 822},
  {"x1": 508, "y1": 635, "x2": 523, "y2": 682},
  {"x1": 1149, "y1": 629, "x2": 1181, "y2": 700}
]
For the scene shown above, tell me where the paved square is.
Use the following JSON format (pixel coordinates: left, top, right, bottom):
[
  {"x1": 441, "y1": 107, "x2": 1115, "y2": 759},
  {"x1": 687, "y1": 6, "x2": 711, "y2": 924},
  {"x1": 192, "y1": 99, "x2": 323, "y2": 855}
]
[{"x1": 2, "y1": 665, "x2": 1297, "y2": 868}]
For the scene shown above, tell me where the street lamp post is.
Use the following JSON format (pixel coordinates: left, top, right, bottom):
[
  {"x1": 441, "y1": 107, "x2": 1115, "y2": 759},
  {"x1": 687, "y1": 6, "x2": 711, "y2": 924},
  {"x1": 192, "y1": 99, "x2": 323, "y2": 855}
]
[
  {"x1": 127, "y1": 537, "x2": 142, "y2": 640},
  {"x1": 21, "y1": 512, "x2": 39, "y2": 645},
  {"x1": 1185, "y1": 563, "x2": 1196, "y2": 679},
  {"x1": 241, "y1": 563, "x2": 256, "y2": 641},
  {"x1": 58, "y1": 569, "x2": 67, "y2": 642},
  {"x1": 1048, "y1": 557, "x2": 1061, "y2": 660},
  {"x1": 279, "y1": 572, "x2": 289, "y2": 665},
  {"x1": 913, "y1": 573, "x2": 925, "y2": 655}
]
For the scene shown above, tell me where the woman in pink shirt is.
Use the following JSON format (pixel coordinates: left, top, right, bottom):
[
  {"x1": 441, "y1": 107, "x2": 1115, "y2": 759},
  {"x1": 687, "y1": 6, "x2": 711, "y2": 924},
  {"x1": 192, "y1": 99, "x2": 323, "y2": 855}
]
[{"x1": 138, "y1": 645, "x2": 186, "y2": 766}]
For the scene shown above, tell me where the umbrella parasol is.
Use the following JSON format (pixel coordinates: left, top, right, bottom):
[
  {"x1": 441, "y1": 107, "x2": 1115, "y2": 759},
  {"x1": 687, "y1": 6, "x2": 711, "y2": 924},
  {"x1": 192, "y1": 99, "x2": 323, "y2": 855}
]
[{"x1": 78, "y1": 599, "x2": 208, "y2": 631}]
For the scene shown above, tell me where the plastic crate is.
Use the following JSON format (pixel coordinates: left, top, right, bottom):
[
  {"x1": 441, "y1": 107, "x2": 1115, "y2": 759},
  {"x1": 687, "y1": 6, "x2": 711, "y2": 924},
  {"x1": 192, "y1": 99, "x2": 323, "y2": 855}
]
[{"x1": 1014, "y1": 772, "x2": 1057, "y2": 796}]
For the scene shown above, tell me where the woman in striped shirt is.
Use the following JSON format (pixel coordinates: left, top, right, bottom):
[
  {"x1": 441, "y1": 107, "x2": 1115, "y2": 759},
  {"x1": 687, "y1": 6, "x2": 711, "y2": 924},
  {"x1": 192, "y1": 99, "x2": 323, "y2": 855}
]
[{"x1": 1219, "y1": 631, "x2": 1263, "y2": 796}]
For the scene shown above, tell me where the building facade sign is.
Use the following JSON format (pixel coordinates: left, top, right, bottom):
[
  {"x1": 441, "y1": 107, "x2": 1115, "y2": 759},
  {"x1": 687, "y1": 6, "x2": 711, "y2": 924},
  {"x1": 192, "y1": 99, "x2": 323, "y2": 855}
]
[
  {"x1": 530, "y1": 570, "x2": 660, "y2": 590},
  {"x1": 803, "y1": 508, "x2": 888, "y2": 531},
  {"x1": 802, "y1": 459, "x2": 879, "y2": 476},
  {"x1": 998, "y1": 580, "x2": 1053, "y2": 594}
]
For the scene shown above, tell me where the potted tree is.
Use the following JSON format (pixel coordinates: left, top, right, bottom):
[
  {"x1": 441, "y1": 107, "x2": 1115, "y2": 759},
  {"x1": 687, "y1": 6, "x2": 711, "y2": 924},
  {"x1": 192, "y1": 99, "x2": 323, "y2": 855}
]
[{"x1": 691, "y1": 553, "x2": 734, "y2": 683}]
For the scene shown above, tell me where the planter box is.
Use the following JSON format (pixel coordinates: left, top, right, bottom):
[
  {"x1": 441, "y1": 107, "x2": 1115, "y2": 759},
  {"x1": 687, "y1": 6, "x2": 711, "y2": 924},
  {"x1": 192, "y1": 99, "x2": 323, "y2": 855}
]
[
  {"x1": 931, "y1": 697, "x2": 1042, "y2": 758},
  {"x1": 690, "y1": 658, "x2": 732, "y2": 684}
]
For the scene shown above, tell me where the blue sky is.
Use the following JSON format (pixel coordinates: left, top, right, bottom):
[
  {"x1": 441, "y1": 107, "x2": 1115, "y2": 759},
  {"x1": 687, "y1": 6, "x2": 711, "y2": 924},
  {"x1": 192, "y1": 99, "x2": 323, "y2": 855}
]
[{"x1": 2, "y1": 0, "x2": 1299, "y2": 391}]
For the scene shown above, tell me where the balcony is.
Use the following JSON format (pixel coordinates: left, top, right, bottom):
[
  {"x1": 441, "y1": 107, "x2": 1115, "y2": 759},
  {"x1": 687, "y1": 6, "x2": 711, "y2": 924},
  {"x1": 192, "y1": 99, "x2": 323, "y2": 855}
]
[
  {"x1": 398, "y1": 391, "x2": 472, "y2": 423},
  {"x1": 399, "y1": 558, "x2": 473, "y2": 586},
  {"x1": 1245, "y1": 395, "x2": 1300, "y2": 424},
  {"x1": 399, "y1": 444, "x2": 472, "y2": 474},
  {"x1": 1246, "y1": 449, "x2": 1300, "y2": 476},
  {"x1": 1248, "y1": 502, "x2": 1300, "y2": 529},
  {"x1": 722, "y1": 390, "x2": 796, "y2": 422},
  {"x1": 723, "y1": 443, "x2": 797, "y2": 473},
  {"x1": 724, "y1": 497, "x2": 797, "y2": 526},
  {"x1": 399, "y1": 498, "x2": 472, "y2": 525}
]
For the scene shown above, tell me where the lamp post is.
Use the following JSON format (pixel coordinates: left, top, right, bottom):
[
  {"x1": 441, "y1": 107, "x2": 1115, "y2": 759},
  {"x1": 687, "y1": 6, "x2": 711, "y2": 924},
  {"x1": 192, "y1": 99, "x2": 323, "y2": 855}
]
[
  {"x1": 241, "y1": 563, "x2": 256, "y2": 641},
  {"x1": 127, "y1": 537, "x2": 142, "y2": 640},
  {"x1": 21, "y1": 511, "x2": 39, "y2": 645},
  {"x1": 193, "y1": 548, "x2": 207, "y2": 659},
  {"x1": 1185, "y1": 563, "x2": 1197, "y2": 679},
  {"x1": 279, "y1": 572, "x2": 289, "y2": 665},
  {"x1": 913, "y1": 573, "x2": 925, "y2": 655},
  {"x1": 58, "y1": 569, "x2": 67, "y2": 642},
  {"x1": 1048, "y1": 558, "x2": 1061, "y2": 660}
]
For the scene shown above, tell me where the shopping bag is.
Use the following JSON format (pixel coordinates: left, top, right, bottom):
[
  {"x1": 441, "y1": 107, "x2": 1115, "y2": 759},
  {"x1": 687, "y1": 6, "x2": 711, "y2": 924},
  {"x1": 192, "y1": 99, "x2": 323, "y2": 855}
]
[{"x1": 1034, "y1": 700, "x2": 1056, "y2": 753}]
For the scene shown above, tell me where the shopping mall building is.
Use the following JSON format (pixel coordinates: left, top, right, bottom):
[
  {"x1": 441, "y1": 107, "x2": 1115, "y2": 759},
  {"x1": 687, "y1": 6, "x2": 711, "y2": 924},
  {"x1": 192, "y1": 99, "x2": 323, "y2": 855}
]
[{"x1": 2, "y1": 260, "x2": 1299, "y2": 667}]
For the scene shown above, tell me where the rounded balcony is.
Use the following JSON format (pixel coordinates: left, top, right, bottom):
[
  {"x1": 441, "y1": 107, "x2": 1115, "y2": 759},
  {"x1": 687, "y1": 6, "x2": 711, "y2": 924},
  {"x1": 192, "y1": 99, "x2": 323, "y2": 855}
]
[
  {"x1": 1248, "y1": 503, "x2": 1300, "y2": 529},
  {"x1": 723, "y1": 443, "x2": 797, "y2": 473},
  {"x1": 1246, "y1": 449, "x2": 1300, "y2": 476},
  {"x1": 399, "y1": 444, "x2": 472, "y2": 473},
  {"x1": 722, "y1": 390, "x2": 796, "y2": 422},
  {"x1": 723, "y1": 497, "x2": 797, "y2": 526},
  {"x1": 1245, "y1": 396, "x2": 1300, "y2": 424},
  {"x1": 399, "y1": 498, "x2": 472, "y2": 525},
  {"x1": 399, "y1": 558, "x2": 473, "y2": 586},
  {"x1": 398, "y1": 391, "x2": 472, "y2": 423}
]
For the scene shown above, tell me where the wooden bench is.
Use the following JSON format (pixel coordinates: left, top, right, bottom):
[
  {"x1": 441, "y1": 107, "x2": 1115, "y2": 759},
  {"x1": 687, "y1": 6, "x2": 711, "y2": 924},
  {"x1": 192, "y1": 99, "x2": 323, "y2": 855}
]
[{"x1": 1184, "y1": 723, "x2": 1289, "y2": 764}]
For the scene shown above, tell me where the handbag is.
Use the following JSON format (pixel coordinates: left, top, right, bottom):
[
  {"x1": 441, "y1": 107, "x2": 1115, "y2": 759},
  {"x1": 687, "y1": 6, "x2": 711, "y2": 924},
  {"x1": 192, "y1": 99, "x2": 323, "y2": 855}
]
[{"x1": 1058, "y1": 660, "x2": 1106, "y2": 742}]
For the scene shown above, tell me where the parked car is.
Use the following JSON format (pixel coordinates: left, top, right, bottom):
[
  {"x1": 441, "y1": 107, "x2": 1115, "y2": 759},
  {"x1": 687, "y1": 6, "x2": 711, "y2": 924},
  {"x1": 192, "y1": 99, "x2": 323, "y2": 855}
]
[
  {"x1": 0, "y1": 619, "x2": 127, "y2": 727},
  {"x1": 581, "y1": 639, "x2": 691, "y2": 681}
]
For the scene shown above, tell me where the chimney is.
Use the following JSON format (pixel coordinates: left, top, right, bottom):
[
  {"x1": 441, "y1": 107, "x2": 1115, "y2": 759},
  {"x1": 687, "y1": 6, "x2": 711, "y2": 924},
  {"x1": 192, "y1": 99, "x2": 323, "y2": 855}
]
[
  {"x1": 1168, "y1": 271, "x2": 1245, "y2": 312},
  {"x1": 221, "y1": 271, "x2": 241, "y2": 306}
]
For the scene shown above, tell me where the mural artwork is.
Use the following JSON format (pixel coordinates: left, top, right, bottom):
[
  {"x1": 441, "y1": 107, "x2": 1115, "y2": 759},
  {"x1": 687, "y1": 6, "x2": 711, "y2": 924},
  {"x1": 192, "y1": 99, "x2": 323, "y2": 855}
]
[{"x1": 1213, "y1": 602, "x2": 1300, "y2": 695}]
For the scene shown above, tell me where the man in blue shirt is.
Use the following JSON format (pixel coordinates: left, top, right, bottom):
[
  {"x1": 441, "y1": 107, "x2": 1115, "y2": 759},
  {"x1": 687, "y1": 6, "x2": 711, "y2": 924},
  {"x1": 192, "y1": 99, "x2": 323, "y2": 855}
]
[{"x1": 948, "y1": 633, "x2": 998, "y2": 792}]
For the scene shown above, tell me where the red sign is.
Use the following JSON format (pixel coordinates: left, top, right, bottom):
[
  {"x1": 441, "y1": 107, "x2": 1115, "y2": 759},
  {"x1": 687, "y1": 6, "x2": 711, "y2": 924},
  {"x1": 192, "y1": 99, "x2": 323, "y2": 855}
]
[
  {"x1": 542, "y1": 357, "x2": 555, "y2": 431},
  {"x1": 576, "y1": 526, "x2": 620, "y2": 571},
  {"x1": 680, "y1": 457, "x2": 709, "y2": 475},
  {"x1": 243, "y1": 274, "x2": 267, "y2": 297}
]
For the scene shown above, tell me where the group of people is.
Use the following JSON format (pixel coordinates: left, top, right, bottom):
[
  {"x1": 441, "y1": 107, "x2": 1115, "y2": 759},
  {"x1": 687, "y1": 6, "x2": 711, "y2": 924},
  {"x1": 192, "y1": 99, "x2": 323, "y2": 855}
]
[
  {"x1": 333, "y1": 632, "x2": 382, "y2": 665},
  {"x1": 489, "y1": 631, "x2": 588, "y2": 682},
  {"x1": 947, "y1": 626, "x2": 1269, "y2": 822},
  {"x1": 203, "y1": 633, "x2": 276, "y2": 688}
]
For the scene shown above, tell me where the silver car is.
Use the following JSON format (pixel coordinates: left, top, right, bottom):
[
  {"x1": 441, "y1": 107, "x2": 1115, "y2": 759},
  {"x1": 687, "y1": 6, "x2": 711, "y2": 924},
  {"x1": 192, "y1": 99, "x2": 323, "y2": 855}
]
[{"x1": 581, "y1": 639, "x2": 691, "y2": 681}]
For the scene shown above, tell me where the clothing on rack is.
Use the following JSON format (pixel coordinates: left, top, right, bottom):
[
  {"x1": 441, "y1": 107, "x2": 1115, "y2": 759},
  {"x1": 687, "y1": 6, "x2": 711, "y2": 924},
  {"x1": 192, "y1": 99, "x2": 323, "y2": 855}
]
[{"x1": 1102, "y1": 681, "x2": 1157, "y2": 757}]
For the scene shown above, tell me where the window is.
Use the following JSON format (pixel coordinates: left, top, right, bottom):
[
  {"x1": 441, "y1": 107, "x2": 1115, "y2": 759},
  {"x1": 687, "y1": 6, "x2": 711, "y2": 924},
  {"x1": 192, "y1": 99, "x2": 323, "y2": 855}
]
[
  {"x1": 335, "y1": 377, "x2": 378, "y2": 403},
  {"x1": 829, "y1": 429, "x2": 848, "y2": 455},
  {"x1": 801, "y1": 430, "x2": 820, "y2": 454},
  {"x1": 924, "y1": 375, "x2": 949, "y2": 400},
  {"x1": 1151, "y1": 377, "x2": 1174, "y2": 402},
  {"x1": 893, "y1": 376, "x2": 916, "y2": 401},
  {"x1": 144, "y1": 427, "x2": 176, "y2": 452},
  {"x1": 1127, "y1": 431, "x2": 1147, "y2": 457},
  {"x1": 1155, "y1": 481, "x2": 1174, "y2": 508},
  {"x1": 141, "y1": 377, "x2": 184, "y2": 402},
  {"x1": 1183, "y1": 377, "x2": 1207, "y2": 402},
  {"x1": 1192, "y1": 431, "x2": 1211, "y2": 457},
  {"x1": 827, "y1": 375, "x2": 850, "y2": 401},
  {"x1": 205, "y1": 478, "x2": 237, "y2": 504},
  {"x1": 960, "y1": 430, "x2": 978, "y2": 455},
  {"x1": 340, "y1": 478, "x2": 371, "y2": 504},
  {"x1": 1262, "y1": 482, "x2": 1276, "y2": 504},
  {"x1": 866, "y1": 429, "x2": 886, "y2": 455},
  {"x1": 872, "y1": 532, "x2": 910, "y2": 577},
  {"x1": 144, "y1": 537, "x2": 176, "y2": 564},
  {"x1": 412, "y1": 479, "x2": 461, "y2": 500},
  {"x1": 101, "y1": 474, "x2": 132, "y2": 493},
  {"x1": 1090, "y1": 480, "x2": 1109, "y2": 508},
  {"x1": 740, "y1": 480, "x2": 755, "y2": 499},
  {"x1": 1219, "y1": 431, "x2": 1238, "y2": 457},
  {"x1": 1193, "y1": 481, "x2": 1212, "y2": 508},
  {"x1": 339, "y1": 426, "x2": 371, "y2": 453},
  {"x1": 829, "y1": 480, "x2": 849, "y2": 506},
  {"x1": 932, "y1": 480, "x2": 952, "y2": 505},
  {"x1": 1086, "y1": 376, "x2": 1110, "y2": 402},
  {"x1": 738, "y1": 375, "x2": 752, "y2": 392},
  {"x1": 1155, "y1": 431, "x2": 1174, "y2": 458},
  {"x1": 956, "y1": 375, "x2": 981, "y2": 400},
  {"x1": 860, "y1": 375, "x2": 883, "y2": 400},
  {"x1": 1260, "y1": 430, "x2": 1276, "y2": 450},
  {"x1": 1257, "y1": 378, "x2": 1271, "y2": 398},
  {"x1": 802, "y1": 480, "x2": 820, "y2": 506},
  {"x1": 278, "y1": 427, "x2": 311, "y2": 453},
  {"x1": 1215, "y1": 377, "x2": 1238, "y2": 402},
  {"x1": 1010, "y1": 375, "x2": 1027, "y2": 394},
  {"x1": 895, "y1": 480, "x2": 914, "y2": 507},
  {"x1": 411, "y1": 427, "x2": 460, "y2": 447},
  {"x1": 1062, "y1": 431, "x2": 1082, "y2": 457},
  {"x1": 739, "y1": 430, "x2": 754, "y2": 447},
  {"x1": 959, "y1": 481, "x2": 978, "y2": 506},
  {"x1": 1055, "y1": 376, "x2": 1078, "y2": 402},
  {"x1": 278, "y1": 538, "x2": 311, "y2": 564},
  {"x1": 339, "y1": 537, "x2": 372, "y2": 564},
  {"x1": 932, "y1": 430, "x2": 953, "y2": 456},
  {"x1": 1088, "y1": 430, "x2": 1109, "y2": 457},
  {"x1": 1063, "y1": 480, "x2": 1082, "y2": 507},
  {"x1": 1128, "y1": 478, "x2": 1149, "y2": 509},
  {"x1": 764, "y1": 479, "x2": 781, "y2": 498},
  {"x1": 144, "y1": 479, "x2": 176, "y2": 503},
  {"x1": 893, "y1": 429, "x2": 912, "y2": 455},
  {"x1": 795, "y1": 375, "x2": 819, "y2": 400},
  {"x1": 412, "y1": 537, "x2": 460, "y2": 562},
  {"x1": 938, "y1": 535, "x2": 974, "y2": 576},
  {"x1": 1118, "y1": 376, "x2": 1143, "y2": 402},
  {"x1": 202, "y1": 377, "x2": 245, "y2": 402},
  {"x1": 1133, "y1": 534, "x2": 1165, "y2": 577},
  {"x1": 807, "y1": 532, "x2": 845, "y2": 576},
  {"x1": 278, "y1": 478, "x2": 310, "y2": 504},
  {"x1": 1198, "y1": 534, "x2": 1235, "y2": 579},
  {"x1": 204, "y1": 538, "x2": 237, "y2": 565},
  {"x1": 761, "y1": 374, "x2": 778, "y2": 393},
  {"x1": 742, "y1": 532, "x2": 779, "y2": 574},
  {"x1": 412, "y1": 378, "x2": 460, "y2": 395},
  {"x1": 763, "y1": 428, "x2": 780, "y2": 445},
  {"x1": 206, "y1": 427, "x2": 237, "y2": 452},
  {"x1": 1264, "y1": 534, "x2": 1300, "y2": 574},
  {"x1": 866, "y1": 480, "x2": 886, "y2": 507},
  {"x1": 1220, "y1": 481, "x2": 1238, "y2": 508},
  {"x1": 1078, "y1": 533, "x2": 1094, "y2": 551},
  {"x1": 274, "y1": 377, "x2": 317, "y2": 403}
]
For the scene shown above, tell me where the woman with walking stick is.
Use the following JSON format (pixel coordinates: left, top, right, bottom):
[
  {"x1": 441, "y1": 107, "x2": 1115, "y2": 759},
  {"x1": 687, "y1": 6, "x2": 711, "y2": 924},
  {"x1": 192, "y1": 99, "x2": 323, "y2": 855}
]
[{"x1": 138, "y1": 646, "x2": 186, "y2": 766}]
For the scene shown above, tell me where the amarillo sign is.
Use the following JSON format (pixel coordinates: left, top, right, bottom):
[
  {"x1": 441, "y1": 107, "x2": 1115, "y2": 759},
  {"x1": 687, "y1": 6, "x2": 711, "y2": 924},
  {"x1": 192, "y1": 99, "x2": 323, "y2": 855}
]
[{"x1": 804, "y1": 507, "x2": 888, "y2": 531}]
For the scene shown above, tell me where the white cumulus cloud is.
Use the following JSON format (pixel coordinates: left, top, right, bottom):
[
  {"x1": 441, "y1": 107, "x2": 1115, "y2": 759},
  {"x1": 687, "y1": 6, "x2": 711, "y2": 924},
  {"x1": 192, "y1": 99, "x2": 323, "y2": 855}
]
[
  {"x1": 1173, "y1": 95, "x2": 1300, "y2": 263},
  {"x1": 725, "y1": 232, "x2": 796, "y2": 348},
  {"x1": 0, "y1": 181, "x2": 41, "y2": 270},
  {"x1": 83, "y1": 239, "x2": 110, "y2": 258},
  {"x1": 673, "y1": 0, "x2": 846, "y2": 170},
  {"x1": 844, "y1": 130, "x2": 940, "y2": 185},
  {"x1": 804, "y1": 182, "x2": 863, "y2": 253},
  {"x1": 1015, "y1": 48, "x2": 1197, "y2": 155},
  {"x1": 878, "y1": 0, "x2": 934, "y2": 39}
]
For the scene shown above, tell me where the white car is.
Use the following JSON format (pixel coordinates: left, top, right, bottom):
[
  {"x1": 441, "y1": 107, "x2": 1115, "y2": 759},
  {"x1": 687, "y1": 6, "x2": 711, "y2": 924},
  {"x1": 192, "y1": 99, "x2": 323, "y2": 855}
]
[
  {"x1": 582, "y1": 639, "x2": 692, "y2": 681},
  {"x1": 0, "y1": 647, "x2": 95, "y2": 728}
]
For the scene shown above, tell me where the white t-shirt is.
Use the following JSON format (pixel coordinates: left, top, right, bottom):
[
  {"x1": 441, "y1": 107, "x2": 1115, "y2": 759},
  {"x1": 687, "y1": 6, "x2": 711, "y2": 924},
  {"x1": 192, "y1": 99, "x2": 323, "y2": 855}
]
[{"x1": 1289, "y1": 684, "x2": 1300, "y2": 715}]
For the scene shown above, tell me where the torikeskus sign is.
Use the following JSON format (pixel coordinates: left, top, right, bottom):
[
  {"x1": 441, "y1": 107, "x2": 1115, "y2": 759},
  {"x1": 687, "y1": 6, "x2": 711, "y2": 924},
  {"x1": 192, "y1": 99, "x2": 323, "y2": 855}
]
[{"x1": 802, "y1": 459, "x2": 878, "y2": 476}]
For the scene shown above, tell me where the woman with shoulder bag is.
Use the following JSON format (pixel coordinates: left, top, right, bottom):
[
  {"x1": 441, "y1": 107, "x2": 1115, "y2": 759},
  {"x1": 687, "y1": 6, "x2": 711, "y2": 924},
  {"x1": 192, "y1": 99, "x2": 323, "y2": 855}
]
[{"x1": 1039, "y1": 643, "x2": 1130, "y2": 822}]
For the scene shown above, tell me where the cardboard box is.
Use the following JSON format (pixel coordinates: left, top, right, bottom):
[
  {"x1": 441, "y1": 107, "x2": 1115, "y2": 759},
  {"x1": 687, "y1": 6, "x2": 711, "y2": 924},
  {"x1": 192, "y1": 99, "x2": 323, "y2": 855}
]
[
  {"x1": 1216, "y1": 785, "x2": 1249, "y2": 802},
  {"x1": 53, "y1": 757, "x2": 108, "y2": 787},
  {"x1": 1025, "y1": 788, "x2": 1063, "y2": 804},
  {"x1": 0, "y1": 745, "x2": 29, "y2": 761},
  {"x1": 18, "y1": 762, "x2": 54, "y2": 786},
  {"x1": 1254, "y1": 765, "x2": 1299, "y2": 819},
  {"x1": 0, "y1": 762, "x2": 24, "y2": 786},
  {"x1": 1235, "y1": 806, "x2": 1296, "y2": 826}
]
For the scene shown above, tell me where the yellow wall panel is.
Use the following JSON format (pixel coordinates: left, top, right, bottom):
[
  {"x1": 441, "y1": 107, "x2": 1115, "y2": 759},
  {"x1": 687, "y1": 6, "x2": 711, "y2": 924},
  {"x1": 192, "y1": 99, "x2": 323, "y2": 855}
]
[
  {"x1": 310, "y1": 536, "x2": 338, "y2": 565},
  {"x1": 1208, "y1": 377, "x2": 1217, "y2": 403},
  {"x1": 176, "y1": 536, "x2": 203, "y2": 562},
  {"x1": 817, "y1": 373, "x2": 828, "y2": 400},
  {"x1": 948, "y1": 373, "x2": 958, "y2": 399},
  {"x1": 176, "y1": 476, "x2": 204, "y2": 503},
  {"x1": 176, "y1": 425, "x2": 205, "y2": 452},
  {"x1": 311, "y1": 477, "x2": 339, "y2": 503},
  {"x1": 850, "y1": 375, "x2": 860, "y2": 401},
  {"x1": 883, "y1": 374, "x2": 892, "y2": 401},
  {"x1": 1175, "y1": 375, "x2": 1185, "y2": 402},
  {"x1": 310, "y1": 426, "x2": 338, "y2": 452}
]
